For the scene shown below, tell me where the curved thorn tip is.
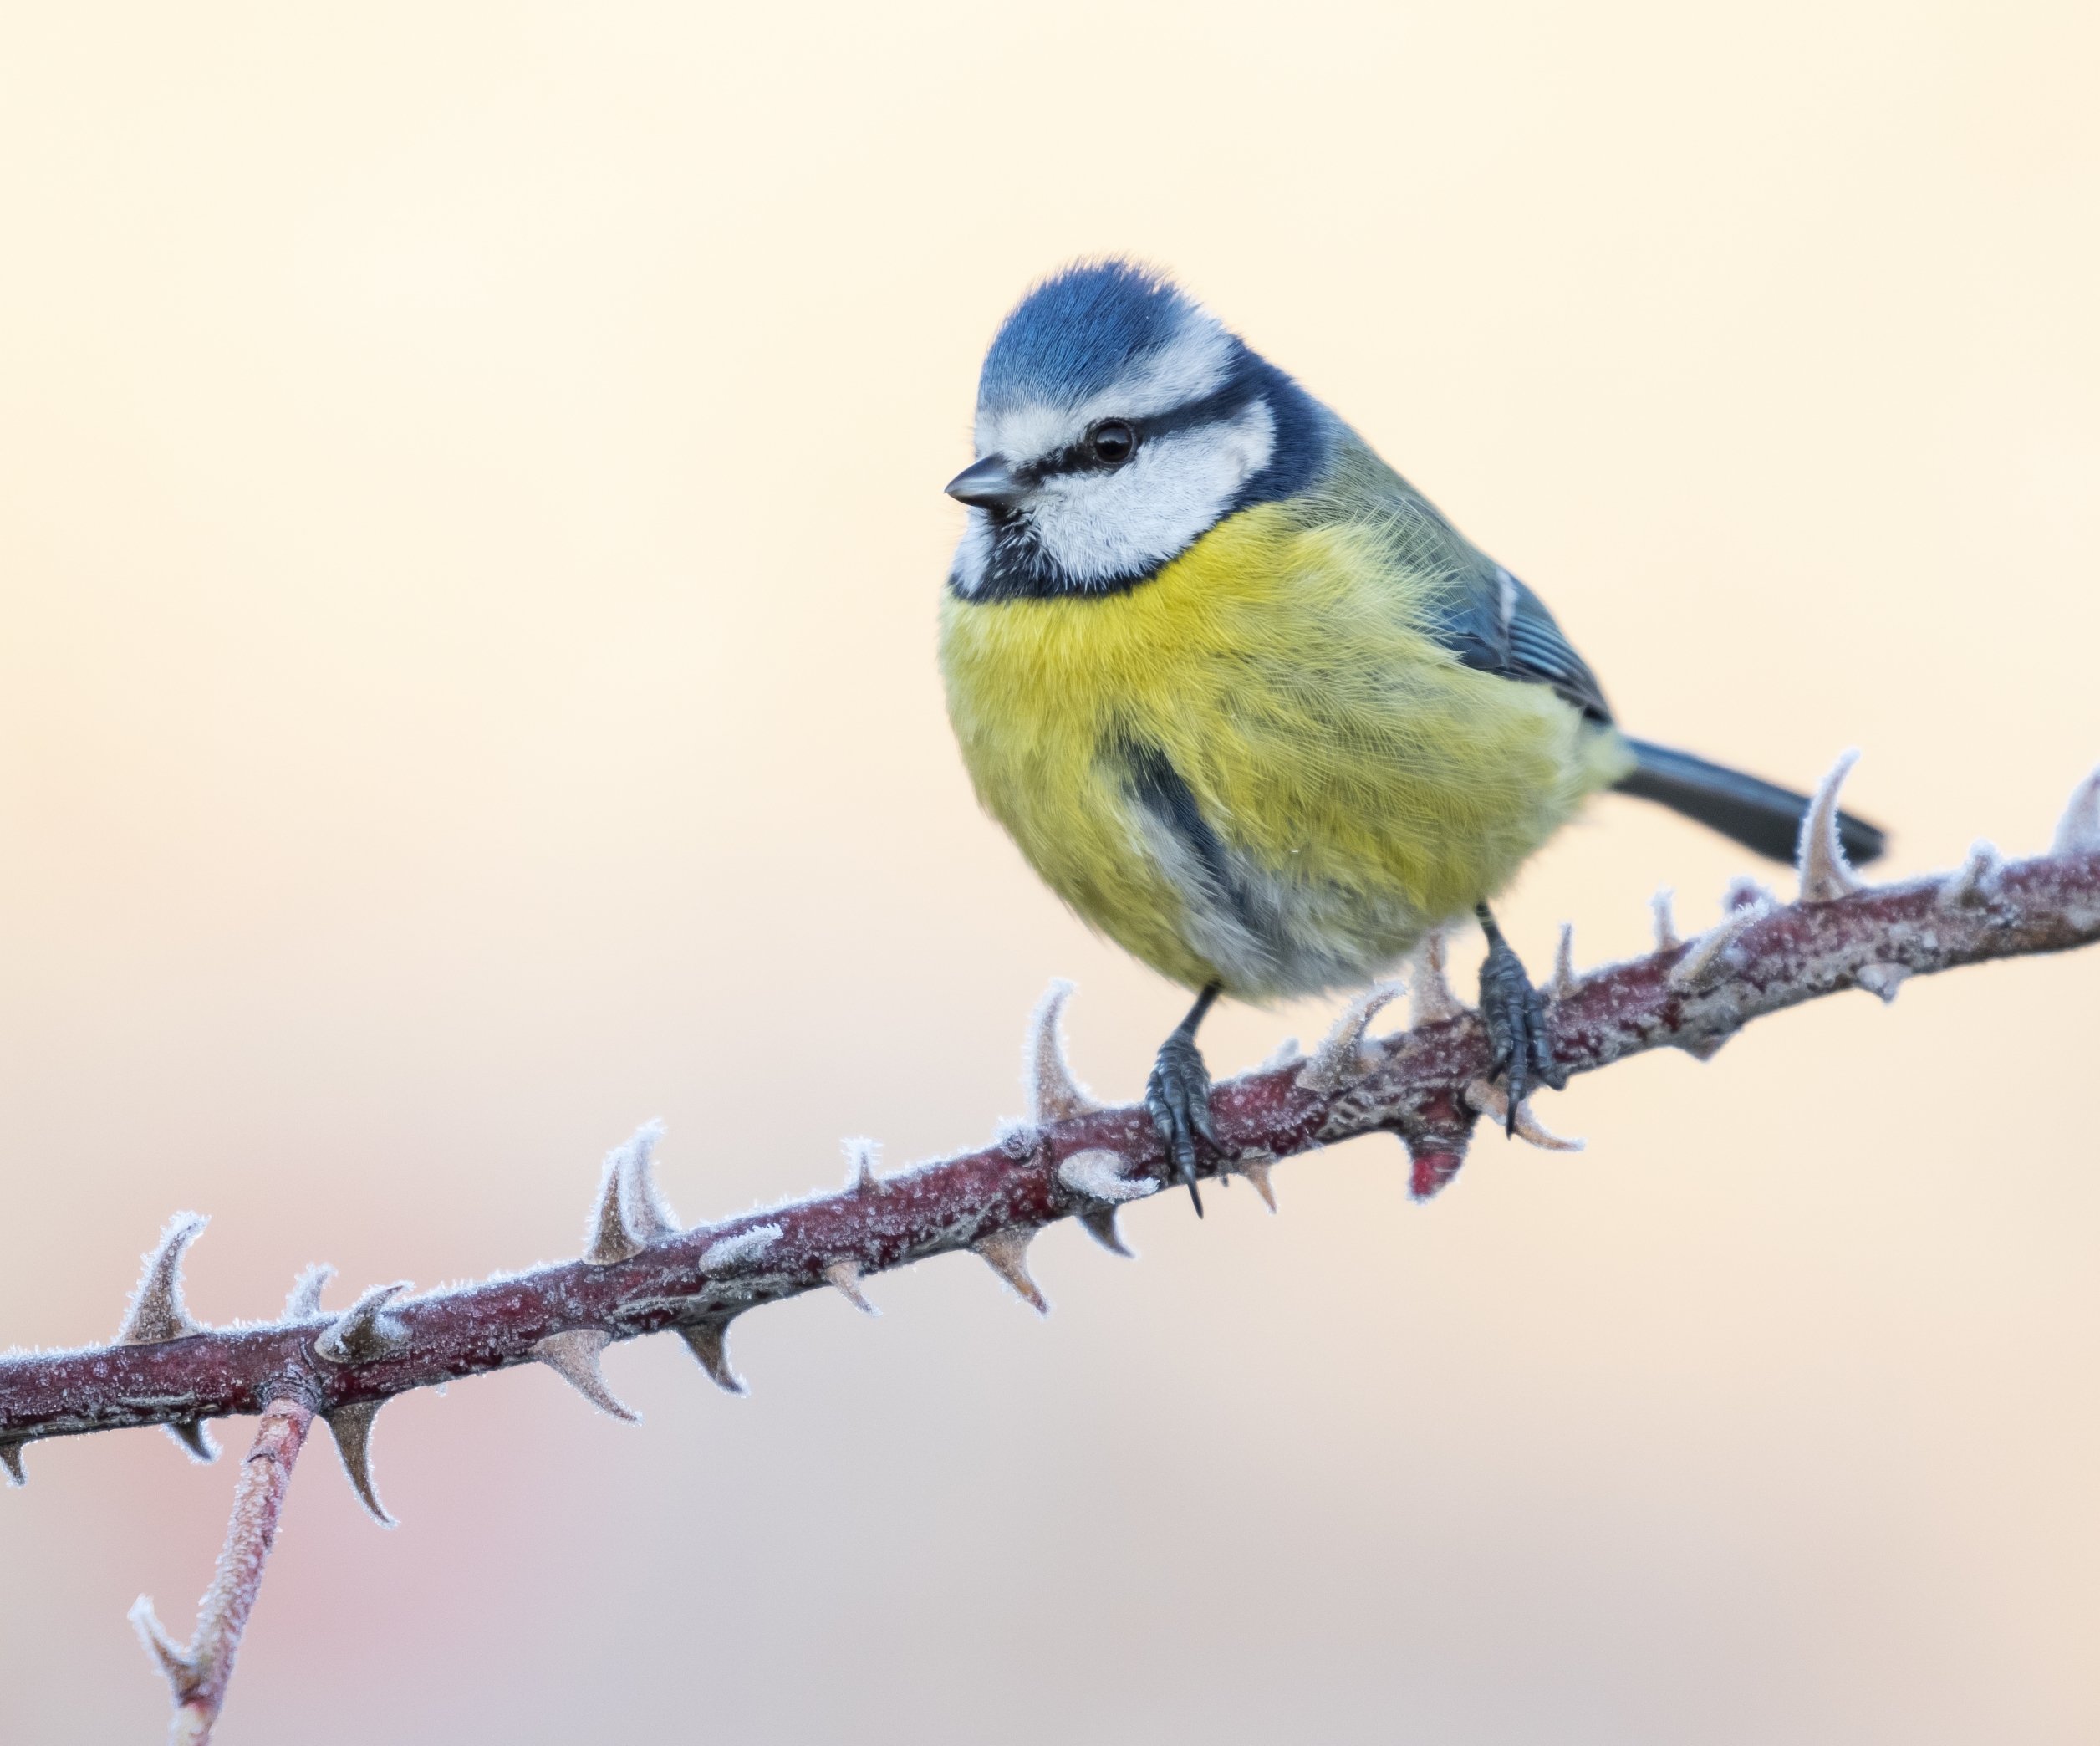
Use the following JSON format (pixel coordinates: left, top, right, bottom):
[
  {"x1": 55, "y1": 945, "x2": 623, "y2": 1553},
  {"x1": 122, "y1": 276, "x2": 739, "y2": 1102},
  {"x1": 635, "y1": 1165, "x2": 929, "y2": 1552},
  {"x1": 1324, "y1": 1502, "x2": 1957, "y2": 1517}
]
[
  {"x1": 1798, "y1": 748, "x2": 1867, "y2": 903},
  {"x1": 1027, "y1": 980, "x2": 1104, "y2": 1125},
  {"x1": 117, "y1": 1213, "x2": 210, "y2": 1346}
]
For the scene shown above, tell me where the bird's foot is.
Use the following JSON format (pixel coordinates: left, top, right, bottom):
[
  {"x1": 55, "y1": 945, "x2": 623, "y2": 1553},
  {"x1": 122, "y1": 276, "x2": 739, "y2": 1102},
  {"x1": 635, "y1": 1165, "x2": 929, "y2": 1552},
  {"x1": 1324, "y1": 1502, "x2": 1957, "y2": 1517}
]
[
  {"x1": 1476, "y1": 906, "x2": 1566, "y2": 1136},
  {"x1": 1145, "y1": 1028, "x2": 1216, "y2": 1217}
]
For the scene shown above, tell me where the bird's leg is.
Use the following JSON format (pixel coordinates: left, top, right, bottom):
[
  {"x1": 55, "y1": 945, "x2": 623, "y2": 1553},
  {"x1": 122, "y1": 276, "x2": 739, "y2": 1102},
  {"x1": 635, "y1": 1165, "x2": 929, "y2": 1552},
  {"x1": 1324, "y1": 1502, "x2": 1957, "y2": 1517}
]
[
  {"x1": 1474, "y1": 904, "x2": 1565, "y2": 1136},
  {"x1": 1145, "y1": 982, "x2": 1221, "y2": 1216}
]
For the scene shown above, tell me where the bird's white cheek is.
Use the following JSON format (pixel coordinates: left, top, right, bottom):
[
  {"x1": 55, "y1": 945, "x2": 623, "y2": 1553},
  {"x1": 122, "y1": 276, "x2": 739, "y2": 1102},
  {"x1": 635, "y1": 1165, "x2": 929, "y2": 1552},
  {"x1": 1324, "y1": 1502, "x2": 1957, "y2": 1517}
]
[
  {"x1": 1029, "y1": 401, "x2": 1277, "y2": 585},
  {"x1": 950, "y1": 515, "x2": 994, "y2": 596}
]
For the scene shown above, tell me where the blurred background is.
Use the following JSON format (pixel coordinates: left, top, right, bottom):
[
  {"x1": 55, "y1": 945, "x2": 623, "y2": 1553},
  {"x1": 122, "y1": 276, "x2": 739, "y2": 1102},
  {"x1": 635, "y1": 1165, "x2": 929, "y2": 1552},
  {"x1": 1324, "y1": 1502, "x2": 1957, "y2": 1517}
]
[{"x1": 3, "y1": 3, "x2": 2097, "y2": 1740}]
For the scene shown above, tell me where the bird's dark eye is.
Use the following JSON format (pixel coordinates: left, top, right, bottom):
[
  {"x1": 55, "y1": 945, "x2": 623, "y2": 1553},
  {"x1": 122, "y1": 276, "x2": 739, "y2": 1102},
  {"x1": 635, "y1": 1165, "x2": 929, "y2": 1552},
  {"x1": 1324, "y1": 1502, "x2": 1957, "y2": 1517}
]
[{"x1": 1088, "y1": 419, "x2": 1137, "y2": 466}]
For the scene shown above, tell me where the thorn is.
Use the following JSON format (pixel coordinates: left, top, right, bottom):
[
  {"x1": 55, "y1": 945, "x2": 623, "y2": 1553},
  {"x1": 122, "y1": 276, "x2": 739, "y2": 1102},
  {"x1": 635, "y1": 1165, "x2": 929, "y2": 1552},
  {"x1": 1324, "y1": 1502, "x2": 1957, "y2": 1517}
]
[
  {"x1": 616, "y1": 1120, "x2": 679, "y2": 1244},
  {"x1": 1650, "y1": 888, "x2": 1679, "y2": 952},
  {"x1": 1798, "y1": 748, "x2": 1867, "y2": 902},
  {"x1": 1409, "y1": 1146, "x2": 1467, "y2": 1201},
  {"x1": 1551, "y1": 923, "x2": 1578, "y2": 999},
  {"x1": 1057, "y1": 1146, "x2": 1153, "y2": 1205},
  {"x1": 314, "y1": 1282, "x2": 413, "y2": 1366},
  {"x1": 1856, "y1": 962, "x2": 1909, "y2": 1004},
  {"x1": 129, "y1": 1596, "x2": 200, "y2": 1701},
  {"x1": 283, "y1": 1264, "x2": 335, "y2": 1320},
  {"x1": 1409, "y1": 931, "x2": 1465, "y2": 1024},
  {"x1": 325, "y1": 1401, "x2": 396, "y2": 1526},
  {"x1": 2052, "y1": 767, "x2": 2100, "y2": 855},
  {"x1": 0, "y1": 1442, "x2": 23, "y2": 1487},
  {"x1": 1669, "y1": 896, "x2": 1772, "y2": 990},
  {"x1": 116, "y1": 1213, "x2": 210, "y2": 1345},
  {"x1": 824, "y1": 1259, "x2": 877, "y2": 1315},
  {"x1": 844, "y1": 1136, "x2": 882, "y2": 1195},
  {"x1": 1258, "y1": 1035, "x2": 1302, "y2": 1070},
  {"x1": 1725, "y1": 876, "x2": 1776, "y2": 912},
  {"x1": 1078, "y1": 1208, "x2": 1134, "y2": 1257},
  {"x1": 1677, "y1": 1032, "x2": 1731, "y2": 1062},
  {"x1": 1297, "y1": 981, "x2": 1403, "y2": 1093},
  {"x1": 675, "y1": 1320, "x2": 747, "y2": 1395},
  {"x1": 584, "y1": 1121, "x2": 678, "y2": 1265},
  {"x1": 1241, "y1": 1155, "x2": 1278, "y2": 1212},
  {"x1": 584, "y1": 1148, "x2": 640, "y2": 1266},
  {"x1": 1464, "y1": 1080, "x2": 1585, "y2": 1151},
  {"x1": 166, "y1": 1420, "x2": 217, "y2": 1464},
  {"x1": 1942, "y1": 840, "x2": 2003, "y2": 909},
  {"x1": 973, "y1": 1227, "x2": 1048, "y2": 1314},
  {"x1": 1026, "y1": 980, "x2": 1104, "y2": 1125},
  {"x1": 533, "y1": 1329, "x2": 640, "y2": 1423}
]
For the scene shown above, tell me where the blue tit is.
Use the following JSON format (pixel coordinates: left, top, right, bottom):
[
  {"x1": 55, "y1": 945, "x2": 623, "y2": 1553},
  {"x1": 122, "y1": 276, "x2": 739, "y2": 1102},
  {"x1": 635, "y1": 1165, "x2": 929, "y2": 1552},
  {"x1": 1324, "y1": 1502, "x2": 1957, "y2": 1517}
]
[{"x1": 937, "y1": 261, "x2": 1883, "y2": 1210}]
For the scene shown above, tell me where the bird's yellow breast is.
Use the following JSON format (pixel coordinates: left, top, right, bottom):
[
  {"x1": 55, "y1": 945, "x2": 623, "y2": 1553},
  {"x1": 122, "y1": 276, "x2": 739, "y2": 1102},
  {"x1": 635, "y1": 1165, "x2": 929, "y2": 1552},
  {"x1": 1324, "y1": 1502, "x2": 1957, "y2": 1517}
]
[{"x1": 939, "y1": 503, "x2": 1629, "y2": 998}]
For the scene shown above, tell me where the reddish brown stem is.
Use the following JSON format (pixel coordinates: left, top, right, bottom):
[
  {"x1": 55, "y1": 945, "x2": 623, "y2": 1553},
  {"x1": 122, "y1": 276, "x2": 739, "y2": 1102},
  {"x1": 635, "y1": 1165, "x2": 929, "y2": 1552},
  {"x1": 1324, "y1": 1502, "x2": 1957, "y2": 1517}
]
[
  {"x1": 2, "y1": 848, "x2": 2097, "y2": 1466},
  {"x1": 130, "y1": 1395, "x2": 315, "y2": 1743},
  {"x1": 0, "y1": 778, "x2": 2094, "y2": 1739}
]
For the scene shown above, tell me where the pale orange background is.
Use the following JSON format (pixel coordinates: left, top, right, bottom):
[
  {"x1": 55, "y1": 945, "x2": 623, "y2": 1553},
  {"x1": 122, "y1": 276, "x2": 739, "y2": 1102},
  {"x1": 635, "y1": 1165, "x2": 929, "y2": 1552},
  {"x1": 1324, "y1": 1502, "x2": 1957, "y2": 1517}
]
[{"x1": 3, "y1": 5, "x2": 2098, "y2": 1741}]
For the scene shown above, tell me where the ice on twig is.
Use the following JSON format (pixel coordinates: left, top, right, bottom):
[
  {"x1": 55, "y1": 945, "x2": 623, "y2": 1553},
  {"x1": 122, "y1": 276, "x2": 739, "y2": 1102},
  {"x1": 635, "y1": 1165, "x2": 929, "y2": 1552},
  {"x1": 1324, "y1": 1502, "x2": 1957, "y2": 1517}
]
[
  {"x1": 700, "y1": 1223, "x2": 782, "y2": 1270},
  {"x1": 1057, "y1": 1147, "x2": 1152, "y2": 1205}
]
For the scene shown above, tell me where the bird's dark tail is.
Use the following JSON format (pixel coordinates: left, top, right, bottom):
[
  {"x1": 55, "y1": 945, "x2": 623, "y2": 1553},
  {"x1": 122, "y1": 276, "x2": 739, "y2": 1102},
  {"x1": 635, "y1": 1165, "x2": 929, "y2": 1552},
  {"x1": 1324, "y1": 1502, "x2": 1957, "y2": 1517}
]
[{"x1": 1613, "y1": 738, "x2": 1887, "y2": 867}]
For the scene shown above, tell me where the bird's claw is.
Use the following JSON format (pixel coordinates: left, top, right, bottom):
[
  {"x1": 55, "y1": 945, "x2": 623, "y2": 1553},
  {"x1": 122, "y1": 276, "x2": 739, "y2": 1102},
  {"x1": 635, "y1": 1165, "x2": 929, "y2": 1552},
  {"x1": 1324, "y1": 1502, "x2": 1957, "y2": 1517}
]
[
  {"x1": 1145, "y1": 1030, "x2": 1216, "y2": 1215},
  {"x1": 1477, "y1": 925, "x2": 1566, "y2": 1136}
]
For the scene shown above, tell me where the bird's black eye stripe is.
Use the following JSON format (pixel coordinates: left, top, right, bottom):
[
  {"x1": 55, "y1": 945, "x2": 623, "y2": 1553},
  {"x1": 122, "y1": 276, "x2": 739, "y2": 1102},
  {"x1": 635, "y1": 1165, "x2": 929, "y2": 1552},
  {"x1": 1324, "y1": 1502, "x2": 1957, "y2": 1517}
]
[{"x1": 1029, "y1": 377, "x2": 1266, "y2": 479}]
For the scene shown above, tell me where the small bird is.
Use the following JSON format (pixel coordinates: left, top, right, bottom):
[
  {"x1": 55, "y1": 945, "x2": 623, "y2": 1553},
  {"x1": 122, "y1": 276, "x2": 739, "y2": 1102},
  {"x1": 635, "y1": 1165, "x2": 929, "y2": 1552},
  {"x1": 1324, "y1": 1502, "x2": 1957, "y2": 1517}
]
[{"x1": 938, "y1": 261, "x2": 1883, "y2": 1211}]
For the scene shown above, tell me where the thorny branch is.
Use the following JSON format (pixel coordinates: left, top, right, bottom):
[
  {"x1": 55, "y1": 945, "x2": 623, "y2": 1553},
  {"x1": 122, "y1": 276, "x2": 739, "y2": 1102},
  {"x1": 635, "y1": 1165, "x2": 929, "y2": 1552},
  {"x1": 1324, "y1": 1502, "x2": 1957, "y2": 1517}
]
[
  {"x1": 130, "y1": 1398, "x2": 313, "y2": 1744},
  {"x1": 4, "y1": 757, "x2": 2099, "y2": 1742}
]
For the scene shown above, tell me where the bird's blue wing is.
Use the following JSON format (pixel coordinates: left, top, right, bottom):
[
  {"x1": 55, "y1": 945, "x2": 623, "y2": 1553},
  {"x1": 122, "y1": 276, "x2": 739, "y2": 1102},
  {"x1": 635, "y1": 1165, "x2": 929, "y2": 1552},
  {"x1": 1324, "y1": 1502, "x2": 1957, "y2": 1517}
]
[{"x1": 1338, "y1": 443, "x2": 1613, "y2": 722}]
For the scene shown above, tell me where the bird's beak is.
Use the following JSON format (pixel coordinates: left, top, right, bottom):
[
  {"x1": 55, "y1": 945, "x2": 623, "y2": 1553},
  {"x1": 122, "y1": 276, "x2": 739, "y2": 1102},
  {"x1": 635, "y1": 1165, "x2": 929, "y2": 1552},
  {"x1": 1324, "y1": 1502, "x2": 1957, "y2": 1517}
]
[{"x1": 945, "y1": 455, "x2": 1030, "y2": 511}]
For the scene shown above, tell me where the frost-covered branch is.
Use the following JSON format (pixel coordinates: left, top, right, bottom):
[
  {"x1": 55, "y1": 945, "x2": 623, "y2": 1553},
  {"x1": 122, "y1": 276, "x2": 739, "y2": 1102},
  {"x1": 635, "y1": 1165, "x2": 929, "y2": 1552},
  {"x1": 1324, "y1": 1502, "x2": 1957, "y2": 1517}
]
[
  {"x1": 3, "y1": 758, "x2": 2098, "y2": 1741},
  {"x1": 130, "y1": 1396, "x2": 313, "y2": 1744}
]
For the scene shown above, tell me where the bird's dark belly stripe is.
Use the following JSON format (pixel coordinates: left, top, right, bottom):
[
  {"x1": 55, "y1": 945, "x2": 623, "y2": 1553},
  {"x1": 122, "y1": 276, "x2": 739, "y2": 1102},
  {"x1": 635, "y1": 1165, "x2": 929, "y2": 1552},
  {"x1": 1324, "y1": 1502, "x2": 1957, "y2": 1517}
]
[{"x1": 1116, "y1": 741, "x2": 1256, "y2": 929}]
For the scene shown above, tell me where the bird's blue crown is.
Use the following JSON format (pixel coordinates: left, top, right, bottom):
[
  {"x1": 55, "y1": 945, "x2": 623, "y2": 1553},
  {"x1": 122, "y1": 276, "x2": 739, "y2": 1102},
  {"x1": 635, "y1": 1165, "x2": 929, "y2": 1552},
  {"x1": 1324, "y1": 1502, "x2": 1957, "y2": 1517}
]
[{"x1": 978, "y1": 260, "x2": 1206, "y2": 411}]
